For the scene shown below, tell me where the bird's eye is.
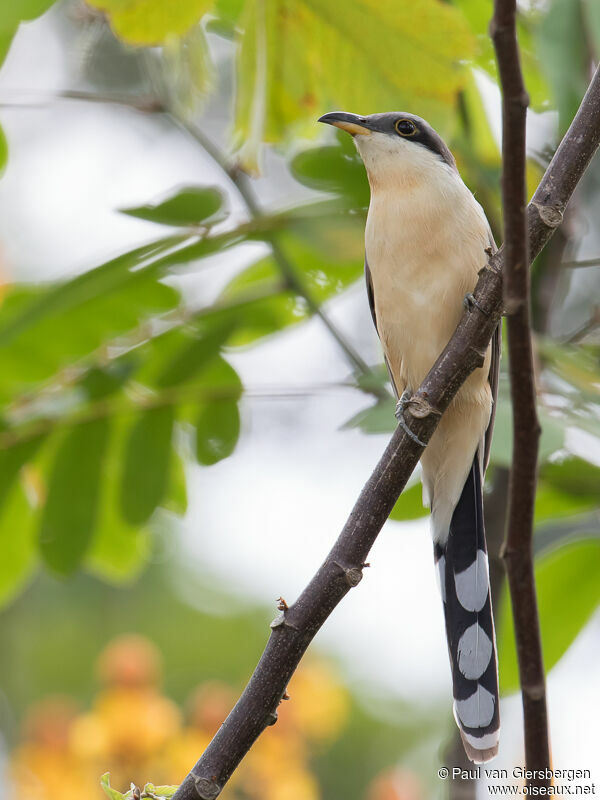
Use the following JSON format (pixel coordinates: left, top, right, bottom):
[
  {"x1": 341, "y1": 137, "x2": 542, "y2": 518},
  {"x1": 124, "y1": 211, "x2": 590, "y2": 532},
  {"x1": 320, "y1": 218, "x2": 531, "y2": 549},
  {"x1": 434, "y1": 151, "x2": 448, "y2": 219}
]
[{"x1": 395, "y1": 118, "x2": 417, "y2": 137}]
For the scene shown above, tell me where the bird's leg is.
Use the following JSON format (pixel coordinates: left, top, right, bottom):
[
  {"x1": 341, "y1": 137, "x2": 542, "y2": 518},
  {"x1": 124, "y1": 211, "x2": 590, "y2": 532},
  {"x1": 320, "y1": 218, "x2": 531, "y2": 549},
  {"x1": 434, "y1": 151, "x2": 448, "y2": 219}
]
[
  {"x1": 395, "y1": 390, "x2": 427, "y2": 447},
  {"x1": 463, "y1": 292, "x2": 489, "y2": 316}
]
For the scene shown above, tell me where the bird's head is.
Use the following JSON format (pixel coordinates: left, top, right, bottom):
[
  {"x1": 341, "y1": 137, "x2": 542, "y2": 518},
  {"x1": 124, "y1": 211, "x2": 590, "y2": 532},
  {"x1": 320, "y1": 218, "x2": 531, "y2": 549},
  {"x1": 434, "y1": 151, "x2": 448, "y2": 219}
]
[{"x1": 318, "y1": 111, "x2": 457, "y2": 191}]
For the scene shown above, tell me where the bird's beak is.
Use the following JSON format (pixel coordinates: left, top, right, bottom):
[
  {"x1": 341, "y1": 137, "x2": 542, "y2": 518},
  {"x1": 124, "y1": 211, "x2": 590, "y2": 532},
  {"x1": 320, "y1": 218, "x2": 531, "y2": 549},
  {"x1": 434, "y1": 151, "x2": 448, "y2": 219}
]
[{"x1": 318, "y1": 111, "x2": 372, "y2": 136}]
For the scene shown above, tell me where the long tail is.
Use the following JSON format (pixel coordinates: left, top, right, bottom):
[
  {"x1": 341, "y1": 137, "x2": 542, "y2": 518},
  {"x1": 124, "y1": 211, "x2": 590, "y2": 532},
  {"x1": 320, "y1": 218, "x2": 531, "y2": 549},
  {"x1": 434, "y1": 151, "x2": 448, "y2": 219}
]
[{"x1": 433, "y1": 453, "x2": 500, "y2": 763}]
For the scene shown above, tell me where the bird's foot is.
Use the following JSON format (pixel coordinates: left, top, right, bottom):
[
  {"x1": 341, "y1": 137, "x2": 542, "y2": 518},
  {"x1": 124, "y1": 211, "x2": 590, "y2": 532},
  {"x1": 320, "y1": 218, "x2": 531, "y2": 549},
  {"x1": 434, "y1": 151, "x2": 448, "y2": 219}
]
[
  {"x1": 395, "y1": 391, "x2": 427, "y2": 447},
  {"x1": 463, "y1": 292, "x2": 489, "y2": 316}
]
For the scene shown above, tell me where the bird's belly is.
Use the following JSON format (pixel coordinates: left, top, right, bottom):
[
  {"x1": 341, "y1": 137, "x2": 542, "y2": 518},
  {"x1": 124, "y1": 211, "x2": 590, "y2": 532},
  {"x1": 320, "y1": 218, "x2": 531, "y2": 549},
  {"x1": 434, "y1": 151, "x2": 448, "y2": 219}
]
[
  {"x1": 364, "y1": 180, "x2": 492, "y2": 396},
  {"x1": 370, "y1": 257, "x2": 469, "y2": 392}
]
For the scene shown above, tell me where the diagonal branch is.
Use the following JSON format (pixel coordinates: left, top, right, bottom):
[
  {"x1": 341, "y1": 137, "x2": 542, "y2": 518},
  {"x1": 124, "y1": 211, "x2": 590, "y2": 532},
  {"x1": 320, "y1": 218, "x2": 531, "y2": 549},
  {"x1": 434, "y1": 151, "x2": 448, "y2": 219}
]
[
  {"x1": 492, "y1": 0, "x2": 550, "y2": 788},
  {"x1": 172, "y1": 65, "x2": 600, "y2": 800}
]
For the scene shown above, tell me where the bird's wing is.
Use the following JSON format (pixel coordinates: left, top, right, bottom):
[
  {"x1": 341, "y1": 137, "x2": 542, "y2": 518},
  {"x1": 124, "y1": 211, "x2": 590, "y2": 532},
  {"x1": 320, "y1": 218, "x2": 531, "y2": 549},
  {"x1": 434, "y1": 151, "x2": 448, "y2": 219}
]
[
  {"x1": 365, "y1": 256, "x2": 400, "y2": 399},
  {"x1": 483, "y1": 234, "x2": 501, "y2": 472},
  {"x1": 364, "y1": 255, "x2": 378, "y2": 331},
  {"x1": 484, "y1": 323, "x2": 501, "y2": 471}
]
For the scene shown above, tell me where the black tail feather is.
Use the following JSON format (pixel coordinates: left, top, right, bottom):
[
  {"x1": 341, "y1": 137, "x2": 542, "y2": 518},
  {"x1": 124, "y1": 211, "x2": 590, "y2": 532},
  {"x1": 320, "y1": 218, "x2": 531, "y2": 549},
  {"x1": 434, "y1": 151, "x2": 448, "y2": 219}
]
[{"x1": 434, "y1": 453, "x2": 500, "y2": 763}]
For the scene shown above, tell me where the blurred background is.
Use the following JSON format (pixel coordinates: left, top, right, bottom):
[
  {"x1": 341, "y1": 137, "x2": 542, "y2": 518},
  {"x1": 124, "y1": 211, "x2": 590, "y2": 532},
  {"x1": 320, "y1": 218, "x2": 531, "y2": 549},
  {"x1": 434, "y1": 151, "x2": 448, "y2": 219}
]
[{"x1": 0, "y1": 1, "x2": 599, "y2": 798}]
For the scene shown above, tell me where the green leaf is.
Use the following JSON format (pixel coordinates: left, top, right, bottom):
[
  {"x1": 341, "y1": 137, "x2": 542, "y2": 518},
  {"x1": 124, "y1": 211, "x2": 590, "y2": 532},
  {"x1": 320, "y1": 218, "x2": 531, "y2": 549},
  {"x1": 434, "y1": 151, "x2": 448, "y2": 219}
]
[
  {"x1": 0, "y1": 480, "x2": 38, "y2": 607},
  {"x1": 88, "y1": 0, "x2": 216, "y2": 44},
  {"x1": 100, "y1": 773, "x2": 130, "y2": 800},
  {"x1": 80, "y1": 363, "x2": 137, "y2": 401},
  {"x1": 85, "y1": 419, "x2": 152, "y2": 583},
  {"x1": 541, "y1": 340, "x2": 600, "y2": 403},
  {"x1": 539, "y1": 456, "x2": 600, "y2": 497},
  {"x1": 0, "y1": 238, "x2": 186, "y2": 399},
  {"x1": 120, "y1": 407, "x2": 175, "y2": 525},
  {"x1": 0, "y1": 436, "x2": 45, "y2": 510},
  {"x1": 155, "y1": 320, "x2": 235, "y2": 388},
  {"x1": 121, "y1": 186, "x2": 227, "y2": 227},
  {"x1": 344, "y1": 398, "x2": 396, "y2": 434},
  {"x1": 454, "y1": 2, "x2": 551, "y2": 112},
  {"x1": 208, "y1": 0, "x2": 245, "y2": 36},
  {"x1": 234, "y1": 0, "x2": 474, "y2": 163},
  {"x1": 536, "y1": 0, "x2": 589, "y2": 130},
  {"x1": 0, "y1": 0, "x2": 56, "y2": 67},
  {"x1": 0, "y1": 237, "x2": 182, "y2": 348},
  {"x1": 498, "y1": 539, "x2": 600, "y2": 694},
  {"x1": 588, "y1": 0, "x2": 600, "y2": 56},
  {"x1": 196, "y1": 398, "x2": 240, "y2": 465},
  {"x1": 291, "y1": 145, "x2": 369, "y2": 208},
  {"x1": 163, "y1": 440, "x2": 188, "y2": 514},
  {"x1": 143, "y1": 784, "x2": 180, "y2": 798},
  {"x1": 39, "y1": 418, "x2": 110, "y2": 575},
  {"x1": 534, "y1": 481, "x2": 598, "y2": 524},
  {"x1": 0, "y1": 225, "x2": 254, "y2": 403},
  {"x1": 221, "y1": 233, "x2": 363, "y2": 344},
  {"x1": 489, "y1": 393, "x2": 565, "y2": 467},
  {"x1": 389, "y1": 482, "x2": 428, "y2": 522},
  {"x1": 458, "y1": 71, "x2": 500, "y2": 167},
  {"x1": 0, "y1": 124, "x2": 7, "y2": 175}
]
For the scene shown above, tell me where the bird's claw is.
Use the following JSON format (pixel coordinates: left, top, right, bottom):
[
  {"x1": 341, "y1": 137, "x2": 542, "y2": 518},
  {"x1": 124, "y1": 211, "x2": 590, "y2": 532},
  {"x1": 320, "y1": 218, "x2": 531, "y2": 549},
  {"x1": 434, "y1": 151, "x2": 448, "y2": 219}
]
[
  {"x1": 395, "y1": 391, "x2": 426, "y2": 447},
  {"x1": 394, "y1": 390, "x2": 411, "y2": 421}
]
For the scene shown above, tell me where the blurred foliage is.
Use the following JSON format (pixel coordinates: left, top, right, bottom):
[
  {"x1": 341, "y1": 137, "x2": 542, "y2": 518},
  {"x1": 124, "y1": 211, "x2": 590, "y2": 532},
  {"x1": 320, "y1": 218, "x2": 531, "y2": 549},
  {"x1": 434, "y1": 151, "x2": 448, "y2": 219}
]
[
  {"x1": 0, "y1": 0, "x2": 56, "y2": 67},
  {"x1": 0, "y1": 1, "x2": 599, "y2": 792},
  {"x1": 9, "y1": 632, "x2": 351, "y2": 799},
  {"x1": 3, "y1": 576, "x2": 435, "y2": 800},
  {"x1": 498, "y1": 539, "x2": 600, "y2": 694}
]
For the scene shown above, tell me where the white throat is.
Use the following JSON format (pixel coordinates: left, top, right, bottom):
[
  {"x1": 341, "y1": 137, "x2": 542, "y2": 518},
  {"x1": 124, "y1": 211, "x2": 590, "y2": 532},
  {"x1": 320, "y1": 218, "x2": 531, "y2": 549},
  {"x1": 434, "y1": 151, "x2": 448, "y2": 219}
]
[{"x1": 354, "y1": 131, "x2": 458, "y2": 195}]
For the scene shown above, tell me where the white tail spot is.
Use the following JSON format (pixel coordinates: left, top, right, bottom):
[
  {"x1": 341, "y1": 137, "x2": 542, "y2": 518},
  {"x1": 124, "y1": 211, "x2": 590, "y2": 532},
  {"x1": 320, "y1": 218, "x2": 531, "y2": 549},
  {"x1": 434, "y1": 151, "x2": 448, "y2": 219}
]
[
  {"x1": 457, "y1": 622, "x2": 493, "y2": 679},
  {"x1": 454, "y1": 549, "x2": 489, "y2": 612}
]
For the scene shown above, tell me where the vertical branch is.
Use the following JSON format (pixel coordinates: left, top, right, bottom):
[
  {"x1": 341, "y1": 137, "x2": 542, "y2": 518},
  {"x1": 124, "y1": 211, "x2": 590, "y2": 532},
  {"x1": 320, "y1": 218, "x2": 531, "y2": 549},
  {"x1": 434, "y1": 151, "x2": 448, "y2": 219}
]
[
  {"x1": 491, "y1": 0, "x2": 551, "y2": 789},
  {"x1": 492, "y1": 1, "x2": 529, "y2": 314}
]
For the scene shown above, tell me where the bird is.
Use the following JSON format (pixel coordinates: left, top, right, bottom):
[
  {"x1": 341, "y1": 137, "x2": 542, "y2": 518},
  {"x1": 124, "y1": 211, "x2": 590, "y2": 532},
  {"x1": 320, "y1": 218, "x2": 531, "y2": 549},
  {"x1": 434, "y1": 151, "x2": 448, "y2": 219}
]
[{"x1": 318, "y1": 110, "x2": 501, "y2": 763}]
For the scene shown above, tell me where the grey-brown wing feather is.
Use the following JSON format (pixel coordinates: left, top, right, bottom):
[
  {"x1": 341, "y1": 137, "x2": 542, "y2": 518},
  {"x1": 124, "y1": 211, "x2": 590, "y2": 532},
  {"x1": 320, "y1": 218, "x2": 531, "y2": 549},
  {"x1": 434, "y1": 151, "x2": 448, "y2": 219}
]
[
  {"x1": 365, "y1": 256, "x2": 400, "y2": 399},
  {"x1": 484, "y1": 323, "x2": 501, "y2": 470},
  {"x1": 483, "y1": 233, "x2": 500, "y2": 471}
]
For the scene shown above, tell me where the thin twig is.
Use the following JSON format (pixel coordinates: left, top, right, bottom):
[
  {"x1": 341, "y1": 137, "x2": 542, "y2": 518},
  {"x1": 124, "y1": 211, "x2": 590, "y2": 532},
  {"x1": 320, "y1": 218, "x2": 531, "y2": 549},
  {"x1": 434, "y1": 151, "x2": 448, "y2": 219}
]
[
  {"x1": 564, "y1": 305, "x2": 600, "y2": 343},
  {"x1": 172, "y1": 64, "x2": 600, "y2": 800},
  {"x1": 492, "y1": 2, "x2": 530, "y2": 314},
  {"x1": 492, "y1": 0, "x2": 550, "y2": 786},
  {"x1": 0, "y1": 380, "x2": 364, "y2": 450},
  {"x1": 561, "y1": 256, "x2": 600, "y2": 268}
]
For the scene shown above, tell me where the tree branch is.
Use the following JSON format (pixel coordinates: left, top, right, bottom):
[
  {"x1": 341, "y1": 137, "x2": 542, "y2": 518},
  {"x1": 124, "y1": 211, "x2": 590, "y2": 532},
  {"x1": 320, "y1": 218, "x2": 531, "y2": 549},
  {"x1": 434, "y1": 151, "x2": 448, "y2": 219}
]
[
  {"x1": 492, "y1": 1, "x2": 551, "y2": 787},
  {"x1": 491, "y1": 1, "x2": 530, "y2": 314},
  {"x1": 172, "y1": 65, "x2": 600, "y2": 800}
]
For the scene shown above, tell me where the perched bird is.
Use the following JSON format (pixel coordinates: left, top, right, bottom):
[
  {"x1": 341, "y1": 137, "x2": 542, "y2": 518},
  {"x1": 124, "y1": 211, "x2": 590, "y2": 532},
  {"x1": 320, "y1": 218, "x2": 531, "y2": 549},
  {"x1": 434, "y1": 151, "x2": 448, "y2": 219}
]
[{"x1": 319, "y1": 111, "x2": 501, "y2": 763}]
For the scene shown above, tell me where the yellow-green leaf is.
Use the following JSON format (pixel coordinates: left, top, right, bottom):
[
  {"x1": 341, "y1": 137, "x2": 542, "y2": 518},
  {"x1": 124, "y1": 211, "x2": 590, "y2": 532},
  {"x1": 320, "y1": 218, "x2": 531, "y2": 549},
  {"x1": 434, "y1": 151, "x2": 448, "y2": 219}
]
[
  {"x1": 100, "y1": 773, "x2": 130, "y2": 800},
  {"x1": 143, "y1": 784, "x2": 179, "y2": 798},
  {"x1": 89, "y1": 0, "x2": 216, "y2": 45},
  {"x1": 235, "y1": 0, "x2": 474, "y2": 164}
]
